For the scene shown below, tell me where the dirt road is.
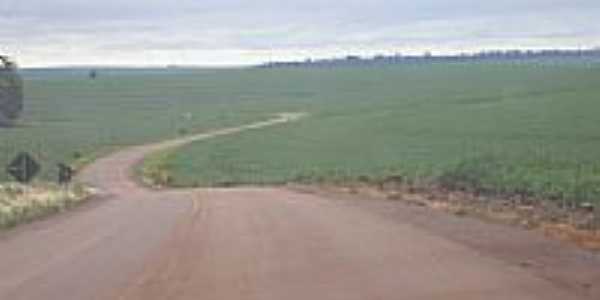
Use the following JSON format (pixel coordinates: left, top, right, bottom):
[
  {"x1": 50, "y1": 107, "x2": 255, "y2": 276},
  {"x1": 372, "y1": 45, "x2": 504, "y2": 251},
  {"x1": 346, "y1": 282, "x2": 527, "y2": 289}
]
[{"x1": 1, "y1": 114, "x2": 598, "y2": 300}]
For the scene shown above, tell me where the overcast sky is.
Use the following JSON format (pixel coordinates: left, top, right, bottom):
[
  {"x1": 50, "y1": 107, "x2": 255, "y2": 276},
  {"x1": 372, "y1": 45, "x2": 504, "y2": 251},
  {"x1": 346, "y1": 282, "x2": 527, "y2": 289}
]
[{"x1": 1, "y1": 0, "x2": 599, "y2": 67}]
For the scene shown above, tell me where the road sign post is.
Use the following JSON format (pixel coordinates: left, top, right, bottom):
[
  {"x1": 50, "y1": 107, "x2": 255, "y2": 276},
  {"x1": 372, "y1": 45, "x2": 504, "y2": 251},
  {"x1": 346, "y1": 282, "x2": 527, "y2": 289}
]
[{"x1": 58, "y1": 163, "x2": 74, "y2": 185}]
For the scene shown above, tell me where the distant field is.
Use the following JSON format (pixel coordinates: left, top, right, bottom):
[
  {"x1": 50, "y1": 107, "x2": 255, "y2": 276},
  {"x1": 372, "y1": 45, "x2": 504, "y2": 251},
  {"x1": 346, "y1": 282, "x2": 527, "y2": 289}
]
[
  {"x1": 146, "y1": 63, "x2": 600, "y2": 205},
  {"x1": 3, "y1": 63, "x2": 600, "y2": 205},
  {"x1": 0, "y1": 68, "x2": 301, "y2": 181}
]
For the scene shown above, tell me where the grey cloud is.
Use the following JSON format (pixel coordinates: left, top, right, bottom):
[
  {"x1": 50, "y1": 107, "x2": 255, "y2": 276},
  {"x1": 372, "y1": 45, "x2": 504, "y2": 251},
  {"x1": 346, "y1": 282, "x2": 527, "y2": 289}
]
[{"x1": 0, "y1": 0, "x2": 599, "y2": 66}]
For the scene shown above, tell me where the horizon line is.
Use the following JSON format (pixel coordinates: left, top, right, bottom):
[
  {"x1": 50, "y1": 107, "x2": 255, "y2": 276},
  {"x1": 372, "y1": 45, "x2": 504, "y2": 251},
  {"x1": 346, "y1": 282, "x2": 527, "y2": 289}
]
[{"x1": 15, "y1": 46, "x2": 600, "y2": 69}]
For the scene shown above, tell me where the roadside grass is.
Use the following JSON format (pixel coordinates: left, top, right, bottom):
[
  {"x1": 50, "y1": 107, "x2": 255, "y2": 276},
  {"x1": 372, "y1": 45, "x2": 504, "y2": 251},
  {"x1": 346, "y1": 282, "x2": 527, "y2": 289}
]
[
  {"x1": 145, "y1": 63, "x2": 600, "y2": 207},
  {"x1": 139, "y1": 149, "x2": 176, "y2": 187},
  {"x1": 0, "y1": 183, "x2": 92, "y2": 229},
  {"x1": 438, "y1": 153, "x2": 600, "y2": 207}
]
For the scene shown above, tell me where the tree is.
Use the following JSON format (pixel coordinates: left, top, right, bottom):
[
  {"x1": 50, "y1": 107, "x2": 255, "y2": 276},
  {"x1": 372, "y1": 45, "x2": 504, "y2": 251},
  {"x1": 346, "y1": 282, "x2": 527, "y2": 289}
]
[{"x1": 0, "y1": 56, "x2": 24, "y2": 126}]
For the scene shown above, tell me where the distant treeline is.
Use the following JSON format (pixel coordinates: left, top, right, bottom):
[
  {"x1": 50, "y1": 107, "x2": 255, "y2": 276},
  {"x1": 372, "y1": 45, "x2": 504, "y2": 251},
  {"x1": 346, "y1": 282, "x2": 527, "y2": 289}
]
[{"x1": 259, "y1": 48, "x2": 600, "y2": 68}]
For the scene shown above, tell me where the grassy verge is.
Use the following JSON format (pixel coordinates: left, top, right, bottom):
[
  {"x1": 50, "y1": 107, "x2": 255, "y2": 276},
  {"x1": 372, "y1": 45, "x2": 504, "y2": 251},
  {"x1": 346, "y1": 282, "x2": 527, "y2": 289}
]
[
  {"x1": 139, "y1": 150, "x2": 176, "y2": 187},
  {"x1": 438, "y1": 153, "x2": 600, "y2": 208},
  {"x1": 0, "y1": 183, "x2": 93, "y2": 229}
]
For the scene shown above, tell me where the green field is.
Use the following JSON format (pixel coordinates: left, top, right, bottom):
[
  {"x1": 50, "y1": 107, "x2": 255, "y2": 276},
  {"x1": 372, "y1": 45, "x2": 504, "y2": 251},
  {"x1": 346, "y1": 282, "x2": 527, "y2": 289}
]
[
  {"x1": 2, "y1": 63, "x2": 600, "y2": 205},
  {"x1": 0, "y1": 68, "x2": 301, "y2": 181},
  {"x1": 148, "y1": 63, "x2": 600, "y2": 205}
]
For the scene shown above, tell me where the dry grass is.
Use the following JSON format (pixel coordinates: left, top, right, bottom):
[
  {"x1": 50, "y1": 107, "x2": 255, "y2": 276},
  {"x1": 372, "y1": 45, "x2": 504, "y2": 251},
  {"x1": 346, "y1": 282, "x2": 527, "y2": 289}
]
[
  {"x1": 542, "y1": 224, "x2": 600, "y2": 251},
  {"x1": 0, "y1": 183, "x2": 93, "y2": 228},
  {"x1": 306, "y1": 180, "x2": 600, "y2": 252}
]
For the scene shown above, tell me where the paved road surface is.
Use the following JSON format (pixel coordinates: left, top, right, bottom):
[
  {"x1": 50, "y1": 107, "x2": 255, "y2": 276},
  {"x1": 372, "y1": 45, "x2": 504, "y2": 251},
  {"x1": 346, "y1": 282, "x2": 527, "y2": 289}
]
[{"x1": 1, "y1": 114, "x2": 598, "y2": 299}]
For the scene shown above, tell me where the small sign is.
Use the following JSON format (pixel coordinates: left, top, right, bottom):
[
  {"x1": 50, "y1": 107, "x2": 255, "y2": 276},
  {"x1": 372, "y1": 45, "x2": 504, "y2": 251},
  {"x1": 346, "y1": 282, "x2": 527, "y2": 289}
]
[
  {"x1": 6, "y1": 152, "x2": 40, "y2": 183},
  {"x1": 58, "y1": 163, "x2": 74, "y2": 185}
]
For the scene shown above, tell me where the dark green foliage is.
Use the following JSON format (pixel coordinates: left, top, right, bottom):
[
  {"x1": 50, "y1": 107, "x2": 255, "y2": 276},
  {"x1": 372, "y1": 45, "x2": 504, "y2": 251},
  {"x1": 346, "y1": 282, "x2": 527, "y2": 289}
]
[{"x1": 0, "y1": 57, "x2": 23, "y2": 125}]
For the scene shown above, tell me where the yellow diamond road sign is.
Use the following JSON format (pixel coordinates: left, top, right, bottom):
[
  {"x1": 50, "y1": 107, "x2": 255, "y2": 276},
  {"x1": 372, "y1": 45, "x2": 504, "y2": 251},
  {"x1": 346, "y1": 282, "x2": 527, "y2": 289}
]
[{"x1": 6, "y1": 152, "x2": 40, "y2": 183}]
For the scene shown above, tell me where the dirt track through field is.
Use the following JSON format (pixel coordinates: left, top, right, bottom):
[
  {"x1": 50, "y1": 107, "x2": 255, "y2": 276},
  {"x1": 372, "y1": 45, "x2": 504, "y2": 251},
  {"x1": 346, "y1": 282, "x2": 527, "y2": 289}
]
[{"x1": 0, "y1": 113, "x2": 599, "y2": 300}]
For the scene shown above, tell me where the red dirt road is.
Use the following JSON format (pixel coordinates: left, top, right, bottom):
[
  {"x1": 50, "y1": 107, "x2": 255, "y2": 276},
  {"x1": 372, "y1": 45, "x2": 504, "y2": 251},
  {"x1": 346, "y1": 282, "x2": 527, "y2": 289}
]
[{"x1": 1, "y1": 114, "x2": 599, "y2": 300}]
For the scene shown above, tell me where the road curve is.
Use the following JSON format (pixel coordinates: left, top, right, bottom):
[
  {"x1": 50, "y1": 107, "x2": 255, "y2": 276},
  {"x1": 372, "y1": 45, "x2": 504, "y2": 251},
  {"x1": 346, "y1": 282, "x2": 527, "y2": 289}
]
[{"x1": 0, "y1": 113, "x2": 598, "y2": 300}]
